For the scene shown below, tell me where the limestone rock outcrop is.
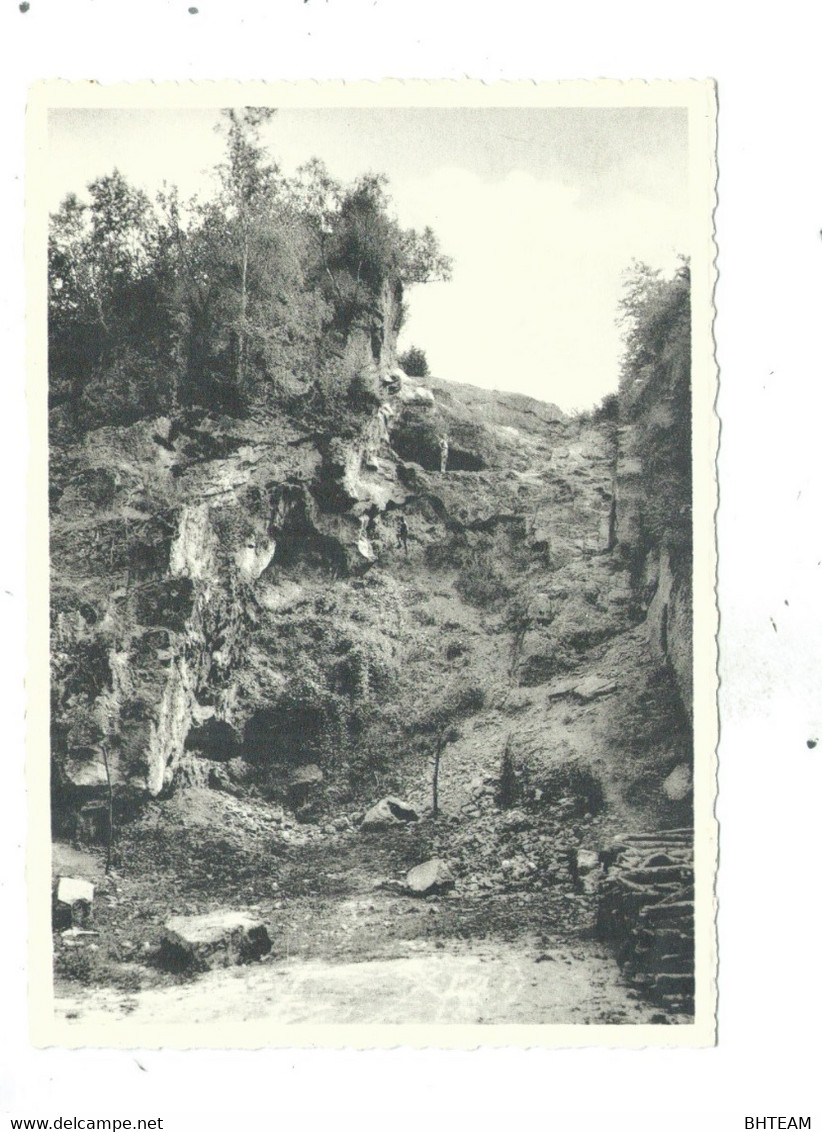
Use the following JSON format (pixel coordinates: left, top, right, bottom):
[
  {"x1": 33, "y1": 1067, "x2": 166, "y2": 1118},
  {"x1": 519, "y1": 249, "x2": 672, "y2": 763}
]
[{"x1": 50, "y1": 344, "x2": 693, "y2": 844}]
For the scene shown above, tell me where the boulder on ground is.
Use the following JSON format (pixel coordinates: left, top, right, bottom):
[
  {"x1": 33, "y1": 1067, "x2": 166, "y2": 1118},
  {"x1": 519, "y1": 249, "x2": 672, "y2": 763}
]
[
  {"x1": 662, "y1": 763, "x2": 692, "y2": 801},
  {"x1": 288, "y1": 763, "x2": 324, "y2": 804},
  {"x1": 56, "y1": 876, "x2": 95, "y2": 905},
  {"x1": 397, "y1": 379, "x2": 435, "y2": 406},
  {"x1": 406, "y1": 858, "x2": 455, "y2": 896},
  {"x1": 360, "y1": 796, "x2": 419, "y2": 832},
  {"x1": 576, "y1": 849, "x2": 600, "y2": 875},
  {"x1": 576, "y1": 849, "x2": 602, "y2": 894},
  {"x1": 53, "y1": 876, "x2": 95, "y2": 930},
  {"x1": 159, "y1": 911, "x2": 271, "y2": 971}
]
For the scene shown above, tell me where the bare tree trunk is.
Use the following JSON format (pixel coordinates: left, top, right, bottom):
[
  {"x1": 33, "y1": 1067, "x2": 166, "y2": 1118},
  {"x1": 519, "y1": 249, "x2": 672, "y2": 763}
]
[
  {"x1": 101, "y1": 743, "x2": 114, "y2": 874},
  {"x1": 238, "y1": 235, "x2": 248, "y2": 392},
  {"x1": 499, "y1": 732, "x2": 517, "y2": 809},
  {"x1": 432, "y1": 735, "x2": 443, "y2": 818}
]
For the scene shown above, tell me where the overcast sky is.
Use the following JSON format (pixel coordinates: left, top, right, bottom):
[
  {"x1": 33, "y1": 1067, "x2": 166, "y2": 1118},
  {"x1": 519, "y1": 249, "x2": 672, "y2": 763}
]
[{"x1": 48, "y1": 106, "x2": 689, "y2": 410}]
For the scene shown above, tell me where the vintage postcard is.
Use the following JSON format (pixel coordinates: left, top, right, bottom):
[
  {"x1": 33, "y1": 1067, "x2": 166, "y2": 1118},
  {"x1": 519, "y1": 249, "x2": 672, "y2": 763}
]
[{"x1": 26, "y1": 79, "x2": 717, "y2": 1048}]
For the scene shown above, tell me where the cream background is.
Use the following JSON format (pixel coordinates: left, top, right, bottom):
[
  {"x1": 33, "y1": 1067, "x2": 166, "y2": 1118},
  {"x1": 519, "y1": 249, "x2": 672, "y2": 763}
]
[{"x1": 0, "y1": 1, "x2": 820, "y2": 1126}]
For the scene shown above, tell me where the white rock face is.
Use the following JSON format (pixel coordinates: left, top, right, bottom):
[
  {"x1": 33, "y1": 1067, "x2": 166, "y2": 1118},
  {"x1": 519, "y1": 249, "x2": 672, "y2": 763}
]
[
  {"x1": 235, "y1": 535, "x2": 276, "y2": 581},
  {"x1": 169, "y1": 504, "x2": 218, "y2": 580},
  {"x1": 146, "y1": 657, "x2": 195, "y2": 796}
]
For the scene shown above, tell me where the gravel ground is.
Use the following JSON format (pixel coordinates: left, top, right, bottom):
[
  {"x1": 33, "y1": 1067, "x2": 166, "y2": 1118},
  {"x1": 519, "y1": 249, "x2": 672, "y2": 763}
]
[{"x1": 52, "y1": 788, "x2": 681, "y2": 1027}]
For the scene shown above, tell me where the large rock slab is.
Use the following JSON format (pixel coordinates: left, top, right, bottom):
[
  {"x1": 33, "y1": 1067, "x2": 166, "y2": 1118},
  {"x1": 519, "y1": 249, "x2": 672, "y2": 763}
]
[
  {"x1": 360, "y1": 796, "x2": 419, "y2": 832},
  {"x1": 571, "y1": 675, "x2": 618, "y2": 701},
  {"x1": 406, "y1": 858, "x2": 455, "y2": 896},
  {"x1": 56, "y1": 876, "x2": 95, "y2": 905},
  {"x1": 160, "y1": 911, "x2": 272, "y2": 971},
  {"x1": 547, "y1": 673, "x2": 617, "y2": 701},
  {"x1": 63, "y1": 755, "x2": 110, "y2": 790}
]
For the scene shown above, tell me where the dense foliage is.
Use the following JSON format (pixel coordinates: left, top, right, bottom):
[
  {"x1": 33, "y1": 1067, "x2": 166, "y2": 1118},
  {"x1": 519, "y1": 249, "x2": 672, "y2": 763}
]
[
  {"x1": 617, "y1": 260, "x2": 691, "y2": 564},
  {"x1": 48, "y1": 110, "x2": 451, "y2": 434}
]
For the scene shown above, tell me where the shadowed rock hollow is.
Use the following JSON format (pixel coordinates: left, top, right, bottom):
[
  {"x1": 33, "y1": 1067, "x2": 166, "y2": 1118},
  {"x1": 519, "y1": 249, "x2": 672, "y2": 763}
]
[{"x1": 50, "y1": 366, "x2": 691, "y2": 836}]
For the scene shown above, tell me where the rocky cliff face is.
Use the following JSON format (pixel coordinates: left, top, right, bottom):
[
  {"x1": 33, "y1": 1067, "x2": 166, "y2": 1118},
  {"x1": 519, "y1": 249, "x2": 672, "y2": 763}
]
[
  {"x1": 50, "y1": 311, "x2": 692, "y2": 840},
  {"x1": 614, "y1": 391, "x2": 693, "y2": 720}
]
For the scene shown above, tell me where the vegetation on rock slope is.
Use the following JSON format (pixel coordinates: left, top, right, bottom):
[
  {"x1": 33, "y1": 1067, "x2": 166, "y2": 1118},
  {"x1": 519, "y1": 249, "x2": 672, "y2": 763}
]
[
  {"x1": 49, "y1": 109, "x2": 451, "y2": 435},
  {"x1": 48, "y1": 120, "x2": 693, "y2": 1019}
]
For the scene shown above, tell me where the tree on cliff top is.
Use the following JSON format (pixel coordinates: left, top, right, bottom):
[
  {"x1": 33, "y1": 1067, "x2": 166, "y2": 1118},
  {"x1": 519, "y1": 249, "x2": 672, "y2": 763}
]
[
  {"x1": 48, "y1": 170, "x2": 176, "y2": 426},
  {"x1": 617, "y1": 259, "x2": 691, "y2": 563},
  {"x1": 300, "y1": 165, "x2": 452, "y2": 337},
  {"x1": 618, "y1": 259, "x2": 690, "y2": 413},
  {"x1": 48, "y1": 125, "x2": 452, "y2": 433},
  {"x1": 214, "y1": 108, "x2": 278, "y2": 400}
]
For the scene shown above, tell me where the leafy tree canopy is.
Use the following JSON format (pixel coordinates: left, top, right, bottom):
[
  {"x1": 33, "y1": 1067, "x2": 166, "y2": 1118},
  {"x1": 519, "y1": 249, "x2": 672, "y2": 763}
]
[
  {"x1": 616, "y1": 258, "x2": 691, "y2": 564},
  {"x1": 48, "y1": 111, "x2": 453, "y2": 434}
]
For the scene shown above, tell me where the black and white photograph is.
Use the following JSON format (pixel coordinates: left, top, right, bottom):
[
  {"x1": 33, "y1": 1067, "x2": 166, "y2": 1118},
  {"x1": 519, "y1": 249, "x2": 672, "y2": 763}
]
[{"x1": 30, "y1": 82, "x2": 716, "y2": 1045}]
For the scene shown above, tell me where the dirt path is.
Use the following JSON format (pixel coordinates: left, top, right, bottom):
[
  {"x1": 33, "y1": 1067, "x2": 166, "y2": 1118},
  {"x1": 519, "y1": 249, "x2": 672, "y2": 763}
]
[
  {"x1": 56, "y1": 936, "x2": 662, "y2": 1026},
  {"x1": 52, "y1": 788, "x2": 678, "y2": 1028}
]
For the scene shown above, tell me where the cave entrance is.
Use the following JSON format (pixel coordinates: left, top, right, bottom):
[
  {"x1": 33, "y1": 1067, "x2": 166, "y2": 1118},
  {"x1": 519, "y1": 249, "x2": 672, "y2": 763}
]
[
  {"x1": 184, "y1": 719, "x2": 241, "y2": 761},
  {"x1": 392, "y1": 428, "x2": 486, "y2": 473},
  {"x1": 446, "y1": 446, "x2": 486, "y2": 472},
  {"x1": 272, "y1": 531, "x2": 348, "y2": 577},
  {"x1": 243, "y1": 704, "x2": 326, "y2": 766}
]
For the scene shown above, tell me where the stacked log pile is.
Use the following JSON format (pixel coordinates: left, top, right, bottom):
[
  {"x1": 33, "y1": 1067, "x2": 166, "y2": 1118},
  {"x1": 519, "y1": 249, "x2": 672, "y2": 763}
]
[{"x1": 595, "y1": 829, "x2": 694, "y2": 1015}]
